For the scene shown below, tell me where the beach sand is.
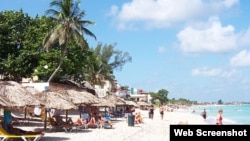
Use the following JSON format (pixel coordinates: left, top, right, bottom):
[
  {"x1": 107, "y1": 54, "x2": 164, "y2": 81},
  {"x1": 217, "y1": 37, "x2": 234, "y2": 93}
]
[{"x1": 17, "y1": 108, "x2": 207, "y2": 141}]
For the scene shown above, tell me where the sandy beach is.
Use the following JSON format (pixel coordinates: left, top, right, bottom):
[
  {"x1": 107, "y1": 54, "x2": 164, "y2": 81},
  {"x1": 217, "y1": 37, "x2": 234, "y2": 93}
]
[{"x1": 15, "y1": 108, "x2": 207, "y2": 141}]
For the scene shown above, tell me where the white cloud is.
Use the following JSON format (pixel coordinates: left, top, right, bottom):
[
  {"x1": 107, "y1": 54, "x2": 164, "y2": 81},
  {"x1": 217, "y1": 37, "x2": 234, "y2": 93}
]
[
  {"x1": 109, "y1": 0, "x2": 239, "y2": 30},
  {"x1": 177, "y1": 17, "x2": 238, "y2": 53},
  {"x1": 192, "y1": 67, "x2": 222, "y2": 76},
  {"x1": 223, "y1": 0, "x2": 239, "y2": 8},
  {"x1": 158, "y1": 46, "x2": 166, "y2": 53},
  {"x1": 108, "y1": 5, "x2": 119, "y2": 16},
  {"x1": 192, "y1": 67, "x2": 236, "y2": 78},
  {"x1": 220, "y1": 69, "x2": 237, "y2": 78},
  {"x1": 230, "y1": 50, "x2": 250, "y2": 67},
  {"x1": 239, "y1": 27, "x2": 250, "y2": 45}
]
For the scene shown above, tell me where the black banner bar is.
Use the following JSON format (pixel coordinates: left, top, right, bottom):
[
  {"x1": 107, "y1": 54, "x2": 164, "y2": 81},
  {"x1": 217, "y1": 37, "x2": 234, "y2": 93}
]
[{"x1": 170, "y1": 125, "x2": 250, "y2": 140}]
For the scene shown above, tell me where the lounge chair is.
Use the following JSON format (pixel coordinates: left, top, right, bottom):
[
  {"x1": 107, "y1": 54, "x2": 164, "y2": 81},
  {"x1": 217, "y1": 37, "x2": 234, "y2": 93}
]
[
  {"x1": 48, "y1": 117, "x2": 74, "y2": 132},
  {"x1": 0, "y1": 126, "x2": 44, "y2": 141},
  {"x1": 73, "y1": 118, "x2": 88, "y2": 129},
  {"x1": 99, "y1": 115, "x2": 112, "y2": 129},
  {"x1": 0, "y1": 114, "x2": 27, "y2": 126},
  {"x1": 87, "y1": 117, "x2": 99, "y2": 128},
  {"x1": 11, "y1": 113, "x2": 30, "y2": 125},
  {"x1": 78, "y1": 113, "x2": 89, "y2": 129}
]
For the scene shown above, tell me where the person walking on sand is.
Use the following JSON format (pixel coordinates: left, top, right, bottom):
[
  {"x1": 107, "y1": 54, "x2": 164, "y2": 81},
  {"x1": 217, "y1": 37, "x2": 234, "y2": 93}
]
[
  {"x1": 216, "y1": 109, "x2": 223, "y2": 125},
  {"x1": 200, "y1": 109, "x2": 207, "y2": 120},
  {"x1": 159, "y1": 105, "x2": 165, "y2": 120},
  {"x1": 149, "y1": 105, "x2": 154, "y2": 119}
]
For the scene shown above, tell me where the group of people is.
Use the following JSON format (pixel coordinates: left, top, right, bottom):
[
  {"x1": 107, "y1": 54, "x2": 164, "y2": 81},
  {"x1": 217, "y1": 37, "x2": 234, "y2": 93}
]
[
  {"x1": 73, "y1": 113, "x2": 113, "y2": 128},
  {"x1": 148, "y1": 104, "x2": 165, "y2": 120},
  {"x1": 147, "y1": 104, "x2": 224, "y2": 125},
  {"x1": 200, "y1": 108, "x2": 223, "y2": 125}
]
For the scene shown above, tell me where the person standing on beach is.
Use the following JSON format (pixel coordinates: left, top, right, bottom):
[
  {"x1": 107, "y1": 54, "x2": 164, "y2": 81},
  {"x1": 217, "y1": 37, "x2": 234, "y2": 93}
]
[
  {"x1": 200, "y1": 109, "x2": 207, "y2": 120},
  {"x1": 2, "y1": 109, "x2": 12, "y2": 132},
  {"x1": 159, "y1": 105, "x2": 165, "y2": 120},
  {"x1": 149, "y1": 105, "x2": 154, "y2": 119},
  {"x1": 216, "y1": 109, "x2": 223, "y2": 125}
]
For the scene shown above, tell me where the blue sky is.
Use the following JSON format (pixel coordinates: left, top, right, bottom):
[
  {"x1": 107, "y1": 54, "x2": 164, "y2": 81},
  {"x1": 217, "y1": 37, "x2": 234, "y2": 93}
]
[{"x1": 1, "y1": 0, "x2": 250, "y2": 102}]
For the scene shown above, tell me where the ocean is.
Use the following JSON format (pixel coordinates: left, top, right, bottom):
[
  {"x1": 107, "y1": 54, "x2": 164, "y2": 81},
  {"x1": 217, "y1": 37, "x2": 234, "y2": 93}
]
[{"x1": 191, "y1": 104, "x2": 250, "y2": 125}]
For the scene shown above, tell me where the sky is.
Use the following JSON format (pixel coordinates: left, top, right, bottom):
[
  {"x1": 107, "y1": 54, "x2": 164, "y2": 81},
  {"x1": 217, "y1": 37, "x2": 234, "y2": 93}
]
[{"x1": 1, "y1": 0, "x2": 250, "y2": 102}]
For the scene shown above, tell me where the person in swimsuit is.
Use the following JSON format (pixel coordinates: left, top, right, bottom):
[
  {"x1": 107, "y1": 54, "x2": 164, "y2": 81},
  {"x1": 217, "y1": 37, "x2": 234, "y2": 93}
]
[
  {"x1": 159, "y1": 105, "x2": 165, "y2": 120},
  {"x1": 201, "y1": 109, "x2": 207, "y2": 120},
  {"x1": 216, "y1": 109, "x2": 223, "y2": 125},
  {"x1": 148, "y1": 105, "x2": 154, "y2": 119}
]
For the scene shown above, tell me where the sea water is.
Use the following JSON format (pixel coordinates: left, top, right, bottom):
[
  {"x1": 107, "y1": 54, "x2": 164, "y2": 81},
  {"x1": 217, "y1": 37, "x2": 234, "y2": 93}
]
[{"x1": 192, "y1": 104, "x2": 250, "y2": 125}]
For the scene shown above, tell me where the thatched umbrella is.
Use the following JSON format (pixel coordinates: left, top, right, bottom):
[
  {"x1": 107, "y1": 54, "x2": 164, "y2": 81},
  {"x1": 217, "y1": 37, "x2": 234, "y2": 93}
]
[
  {"x1": 0, "y1": 94, "x2": 12, "y2": 107},
  {"x1": 104, "y1": 95, "x2": 126, "y2": 106},
  {"x1": 59, "y1": 89, "x2": 99, "y2": 105},
  {"x1": 92, "y1": 98, "x2": 115, "y2": 107},
  {"x1": 25, "y1": 86, "x2": 40, "y2": 95},
  {"x1": 34, "y1": 91, "x2": 78, "y2": 130},
  {"x1": 0, "y1": 81, "x2": 42, "y2": 124},
  {"x1": 0, "y1": 81, "x2": 41, "y2": 107},
  {"x1": 137, "y1": 101, "x2": 150, "y2": 106},
  {"x1": 125, "y1": 100, "x2": 139, "y2": 107},
  {"x1": 58, "y1": 89, "x2": 101, "y2": 120},
  {"x1": 137, "y1": 101, "x2": 151, "y2": 110},
  {"x1": 35, "y1": 91, "x2": 77, "y2": 110}
]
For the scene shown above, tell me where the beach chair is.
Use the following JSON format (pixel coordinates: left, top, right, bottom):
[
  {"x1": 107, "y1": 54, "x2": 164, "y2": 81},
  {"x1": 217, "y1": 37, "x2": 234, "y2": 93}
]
[
  {"x1": 0, "y1": 126, "x2": 44, "y2": 141},
  {"x1": 81, "y1": 113, "x2": 89, "y2": 122},
  {"x1": 48, "y1": 117, "x2": 74, "y2": 132},
  {"x1": 87, "y1": 117, "x2": 99, "y2": 129},
  {"x1": 99, "y1": 115, "x2": 112, "y2": 129},
  {"x1": 11, "y1": 113, "x2": 30, "y2": 125},
  {"x1": 73, "y1": 118, "x2": 88, "y2": 130}
]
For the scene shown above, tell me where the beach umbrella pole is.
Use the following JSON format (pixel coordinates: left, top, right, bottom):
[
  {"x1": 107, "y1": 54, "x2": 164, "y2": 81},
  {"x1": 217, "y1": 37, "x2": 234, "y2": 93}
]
[{"x1": 44, "y1": 108, "x2": 47, "y2": 130}]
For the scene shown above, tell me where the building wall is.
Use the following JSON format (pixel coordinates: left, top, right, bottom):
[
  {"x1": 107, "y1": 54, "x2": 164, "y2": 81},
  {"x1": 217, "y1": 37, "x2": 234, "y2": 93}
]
[
  {"x1": 22, "y1": 82, "x2": 49, "y2": 91},
  {"x1": 94, "y1": 80, "x2": 112, "y2": 97}
]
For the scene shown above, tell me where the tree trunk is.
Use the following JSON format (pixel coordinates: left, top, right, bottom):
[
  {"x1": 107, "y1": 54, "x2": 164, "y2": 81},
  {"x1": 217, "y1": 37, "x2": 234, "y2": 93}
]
[
  {"x1": 47, "y1": 43, "x2": 68, "y2": 82},
  {"x1": 47, "y1": 60, "x2": 63, "y2": 82}
]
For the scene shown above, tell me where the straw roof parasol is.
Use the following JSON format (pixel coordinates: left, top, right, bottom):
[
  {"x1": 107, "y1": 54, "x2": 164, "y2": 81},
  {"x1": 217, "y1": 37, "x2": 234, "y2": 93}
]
[
  {"x1": 25, "y1": 86, "x2": 40, "y2": 95},
  {"x1": 92, "y1": 98, "x2": 115, "y2": 107},
  {"x1": 0, "y1": 94, "x2": 12, "y2": 107},
  {"x1": 104, "y1": 95, "x2": 126, "y2": 106},
  {"x1": 137, "y1": 101, "x2": 150, "y2": 106},
  {"x1": 0, "y1": 81, "x2": 41, "y2": 107},
  {"x1": 34, "y1": 91, "x2": 77, "y2": 110},
  {"x1": 58, "y1": 89, "x2": 99, "y2": 105},
  {"x1": 125, "y1": 100, "x2": 139, "y2": 107}
]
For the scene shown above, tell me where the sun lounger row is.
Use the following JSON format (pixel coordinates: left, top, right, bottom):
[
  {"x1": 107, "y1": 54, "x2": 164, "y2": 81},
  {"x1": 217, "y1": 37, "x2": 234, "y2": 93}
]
[{"x1": 0, "y1": 126, "x2": 44, "y2": 141}]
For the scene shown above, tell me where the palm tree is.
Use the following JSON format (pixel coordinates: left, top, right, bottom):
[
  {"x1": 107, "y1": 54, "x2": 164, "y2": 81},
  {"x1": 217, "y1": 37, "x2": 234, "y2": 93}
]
[
  {"x1": 83, "y1": 44, "x2": 116, "y2": 88},
  {"x1": 83, "y1": 48, "x2": 108, "y2": 87},
  {"x1": 43, "y1": 0, "x2": 96, "y2": 82}
]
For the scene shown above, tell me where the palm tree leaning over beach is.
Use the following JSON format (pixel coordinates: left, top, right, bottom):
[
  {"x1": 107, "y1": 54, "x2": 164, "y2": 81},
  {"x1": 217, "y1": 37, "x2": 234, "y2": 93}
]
[{"x1": 43, "y1": 0, "x2": 96, "y2": 82}]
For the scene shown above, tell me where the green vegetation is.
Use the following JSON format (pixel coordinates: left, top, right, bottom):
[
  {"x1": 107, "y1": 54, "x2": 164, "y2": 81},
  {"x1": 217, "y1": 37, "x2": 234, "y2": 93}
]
[
  {"x1": 149, "y1": 89, "x2": 196, "y2": 106},
  {"x1": 0, "y1": 0, "x2": 132, "y2": 86},
  {"x1": 149, "y1": 89, "x2": 169, "y2": 105},
  {"x1": 43, "y1": 0, "x2": 96, "y2": 82}
]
